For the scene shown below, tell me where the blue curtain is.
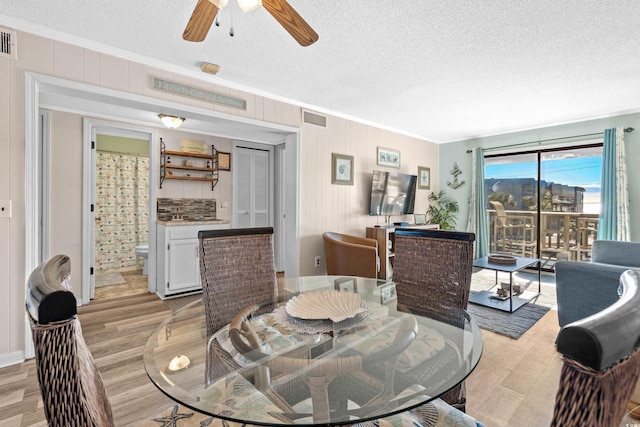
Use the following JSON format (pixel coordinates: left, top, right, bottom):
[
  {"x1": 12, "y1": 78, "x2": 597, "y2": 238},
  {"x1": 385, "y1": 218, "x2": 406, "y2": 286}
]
[
  {"x1": 598, "y1": 128, "x2": 616, "y2": 240},
  {"x1": 467, "y1": 147, "x2": 489, "y2": 258}
]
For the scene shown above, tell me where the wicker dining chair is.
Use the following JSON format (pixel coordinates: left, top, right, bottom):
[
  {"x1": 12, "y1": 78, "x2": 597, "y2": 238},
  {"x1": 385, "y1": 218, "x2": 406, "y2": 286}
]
[
  {"x1": 25, "y1": 254, "x2": 115, "y2": 427},
  {"x1": 198, "y1": 227, "x2": 278, "y2": 384},
  {"x1": 392, "y1": 228, "x2": 476, "y2": 412},
  {"x1": 550, "y1": 268, "x2": 640, "y2": 427}
]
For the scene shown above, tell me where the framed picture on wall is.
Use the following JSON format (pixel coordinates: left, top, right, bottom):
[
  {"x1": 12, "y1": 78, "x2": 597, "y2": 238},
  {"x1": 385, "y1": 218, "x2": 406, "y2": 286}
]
[
  {"x1": 418, "y1": 166, "x2": 431, "y2": 190},
  {"x1": 331, "y1": 153, "x2": 354, "y2": 185},
  {"x1": 377, "y1": 147, "x2": 401, "y2": 168},
  {"x1": 218, "y1": 152, "x2": 231, "y2": 171}
]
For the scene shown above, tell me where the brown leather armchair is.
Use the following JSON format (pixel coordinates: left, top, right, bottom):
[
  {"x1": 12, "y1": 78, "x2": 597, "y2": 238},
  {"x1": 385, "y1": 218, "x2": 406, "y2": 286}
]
[{"x1": 322, "y1": 232, "x2": 379, "y2": 278}]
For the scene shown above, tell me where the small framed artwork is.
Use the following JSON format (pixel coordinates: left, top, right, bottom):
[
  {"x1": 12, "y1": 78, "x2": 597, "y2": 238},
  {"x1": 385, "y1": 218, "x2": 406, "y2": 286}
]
[
  {"x1": 380, "y1": 283, "x2": 397, "y2": 305},
  {"x1": 218, "y1": 152, "x2": 231, "y2": 171},
  {"x1": 334, "y1": 277, "x2": 357, "y2": 293},
  {"x1": 414, "y1": 213, "x2": 427, "y2": 225},
  {"x1": 377, "y1": 147, "x2": 401, "y2": 168},
  {"x1": 331, "y1": 153, "x2": 354, "y2": 185},
  {"x1": 418, "y1": 166, "x2": 431, "y2": 190}
]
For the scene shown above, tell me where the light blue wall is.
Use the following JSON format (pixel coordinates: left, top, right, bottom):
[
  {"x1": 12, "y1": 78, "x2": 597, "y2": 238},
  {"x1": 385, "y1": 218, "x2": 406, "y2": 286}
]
[{"x1": 439, "y1": 112, "x2": 640, "y2": 240}]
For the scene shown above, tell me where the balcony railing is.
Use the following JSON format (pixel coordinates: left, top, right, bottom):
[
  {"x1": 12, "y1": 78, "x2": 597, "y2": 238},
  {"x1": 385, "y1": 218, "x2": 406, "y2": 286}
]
[{"x1": 487, "y1": 209, "x2": 599, "y2": 267}]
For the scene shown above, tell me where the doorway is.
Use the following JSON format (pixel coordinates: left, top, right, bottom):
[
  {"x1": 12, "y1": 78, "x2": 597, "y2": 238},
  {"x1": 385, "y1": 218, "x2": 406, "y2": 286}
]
[
  {"x1": 84, "y1": 120, "x2": 157, "y2": 301},
  {"x1": 233, "y1": 142, "x2": 284, "y2": 271},
  {"x1": 233, "y1": 144, "x2": 273, "y2": 228},
  {"x1": 93, "y1": 133, "x2": 151, "y2": 299},
  {"x1": 484, "y1": 144, "x2": 603, "y2": 270}
]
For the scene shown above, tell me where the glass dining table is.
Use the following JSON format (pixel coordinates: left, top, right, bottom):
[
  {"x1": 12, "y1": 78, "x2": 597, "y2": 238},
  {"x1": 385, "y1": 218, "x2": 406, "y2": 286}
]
[{"x1": 144, "y1": 276, "x2": 483, "y2": 426}]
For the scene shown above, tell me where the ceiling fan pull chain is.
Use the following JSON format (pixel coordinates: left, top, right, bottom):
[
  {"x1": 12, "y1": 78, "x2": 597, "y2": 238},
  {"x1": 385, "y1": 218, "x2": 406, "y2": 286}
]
[{"x1": 229, "y1": 10, "x2": 235, "y2": 36}]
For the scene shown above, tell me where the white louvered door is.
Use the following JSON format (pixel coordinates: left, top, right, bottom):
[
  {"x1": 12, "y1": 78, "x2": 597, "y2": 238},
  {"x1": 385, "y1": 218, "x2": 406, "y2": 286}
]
[{"x1": 234, "y1": 146, "x2": 270, "y2": 228}]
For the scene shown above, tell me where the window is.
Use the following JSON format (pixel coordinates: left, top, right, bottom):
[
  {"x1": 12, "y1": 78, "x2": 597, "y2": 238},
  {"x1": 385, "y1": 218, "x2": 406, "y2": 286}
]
[{"x1": 485, "y1": 144, "x2": 602, "y2": 269}]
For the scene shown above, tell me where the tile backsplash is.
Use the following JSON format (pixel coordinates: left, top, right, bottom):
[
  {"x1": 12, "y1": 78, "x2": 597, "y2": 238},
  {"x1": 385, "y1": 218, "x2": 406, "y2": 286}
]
[{"x1": 157, "y1": 198, "x2": 217, "y2": 221}]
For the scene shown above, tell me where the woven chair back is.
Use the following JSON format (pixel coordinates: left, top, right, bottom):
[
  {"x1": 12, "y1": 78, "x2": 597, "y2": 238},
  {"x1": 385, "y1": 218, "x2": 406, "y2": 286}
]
[
  {"x1": 26, "y1": 254, "x2": 114, "y2": 427},
  {"x1": 551, "y1": 351, "x2": 640, "y2": 426},
  {"x1": 393, "y1": 228, "x2": 476, "y2": 323},
  {"x1": 392, "y1": 229, "x2": 475, "y2": 412},
  {"x1": 198, "y1": 227, "x2": 278, "y2": 337},
  {"x1": 551, "y1": 269, "x2": 640, "y2": 427},
  {"x1": 198, "y1": 227, "x2": 278, "y2": 385}
]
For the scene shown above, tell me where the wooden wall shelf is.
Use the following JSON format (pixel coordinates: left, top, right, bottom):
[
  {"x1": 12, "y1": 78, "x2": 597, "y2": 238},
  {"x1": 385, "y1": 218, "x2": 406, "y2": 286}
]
[{"x1": 160, "y1": 138, "x2": 219, "y2": 190}]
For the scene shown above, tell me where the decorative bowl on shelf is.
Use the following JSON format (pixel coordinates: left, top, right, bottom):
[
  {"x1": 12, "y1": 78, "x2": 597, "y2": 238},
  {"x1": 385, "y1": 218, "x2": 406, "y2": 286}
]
[{"x1": 285, "y1": 290, "x2": 366, "y2": 323}]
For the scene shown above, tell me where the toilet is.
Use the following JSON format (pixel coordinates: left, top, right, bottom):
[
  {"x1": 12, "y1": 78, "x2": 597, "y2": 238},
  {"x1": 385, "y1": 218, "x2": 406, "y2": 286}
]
[{"x1": 135, "y1": 244, "x2": 149, "y2": 275}]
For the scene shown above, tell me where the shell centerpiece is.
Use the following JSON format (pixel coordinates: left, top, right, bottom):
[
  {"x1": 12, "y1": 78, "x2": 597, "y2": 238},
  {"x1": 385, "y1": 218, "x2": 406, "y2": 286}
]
[{"x1": 285, "y1": 290, "x2": 366, "y2": 323}]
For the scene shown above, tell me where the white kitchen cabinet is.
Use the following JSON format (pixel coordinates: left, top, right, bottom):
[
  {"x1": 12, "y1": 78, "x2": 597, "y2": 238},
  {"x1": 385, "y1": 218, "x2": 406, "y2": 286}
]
[{"x1": 157, "y1": 222, "x2": 229, "y2": 299}]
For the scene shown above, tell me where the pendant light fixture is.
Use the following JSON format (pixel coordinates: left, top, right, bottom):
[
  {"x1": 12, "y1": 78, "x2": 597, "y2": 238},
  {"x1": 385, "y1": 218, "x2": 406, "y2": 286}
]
[{"x1": 158, "y1": 114, "x2": 186, "y2": 129}]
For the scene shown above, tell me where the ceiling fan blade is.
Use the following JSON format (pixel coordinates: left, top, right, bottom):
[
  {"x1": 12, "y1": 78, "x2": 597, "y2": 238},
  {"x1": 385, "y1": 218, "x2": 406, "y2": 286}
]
[
  {"x1": 262, "y1": 0, "x2": 318, "y2": 46},
  {"x1": 183, "y1": 0, "x2": 219, "y2": 42}
]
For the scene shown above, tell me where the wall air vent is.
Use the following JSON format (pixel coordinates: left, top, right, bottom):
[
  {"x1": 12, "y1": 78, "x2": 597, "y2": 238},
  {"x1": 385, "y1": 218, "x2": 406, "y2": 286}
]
[
  {"x1": 0, "y1": 28, "x2": 17, "y2": 59},
  {"x1": 303, "y1": 110, "x2": 327, "y2": 127}
]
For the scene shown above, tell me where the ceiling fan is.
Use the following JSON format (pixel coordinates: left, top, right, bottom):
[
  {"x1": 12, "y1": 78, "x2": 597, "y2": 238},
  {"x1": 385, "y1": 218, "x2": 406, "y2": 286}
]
[{"x1": 183, "y1": 0, "x2": 319, "y2": 46}]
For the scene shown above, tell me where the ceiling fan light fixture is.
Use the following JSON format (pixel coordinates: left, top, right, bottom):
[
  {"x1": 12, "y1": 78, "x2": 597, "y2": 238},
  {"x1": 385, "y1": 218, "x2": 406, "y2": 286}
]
[
  {"x1": 209, "y1": 0, "x2": 229, "y2": 8},
  {"x1": 237, "y1": 0, "x2": 262, "y2": 13},
  {"x1": 158, "y1": 114, "x2": 186, "y2": 129}
]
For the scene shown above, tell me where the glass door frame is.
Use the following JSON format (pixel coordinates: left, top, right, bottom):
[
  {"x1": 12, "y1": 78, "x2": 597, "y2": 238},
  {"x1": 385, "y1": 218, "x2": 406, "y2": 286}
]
[{"x1": 485, "y1": 142, "x2": 603, "y2": 272}]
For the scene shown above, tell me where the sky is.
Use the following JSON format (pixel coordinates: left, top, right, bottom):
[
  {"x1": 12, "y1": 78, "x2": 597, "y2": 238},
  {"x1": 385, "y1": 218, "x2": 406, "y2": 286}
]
[
  {"x1": 485, "y1": 155, "x2": 603, "y2": 213},
  {"x1": 485, "y1": 157, "x2": 602, "y2": 188}
]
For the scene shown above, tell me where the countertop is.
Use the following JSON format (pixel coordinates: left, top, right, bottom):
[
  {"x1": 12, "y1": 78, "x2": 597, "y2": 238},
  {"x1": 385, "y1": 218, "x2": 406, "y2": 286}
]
[{"x1": 157, "y1": 219, "x2": 229, "y2": 226}]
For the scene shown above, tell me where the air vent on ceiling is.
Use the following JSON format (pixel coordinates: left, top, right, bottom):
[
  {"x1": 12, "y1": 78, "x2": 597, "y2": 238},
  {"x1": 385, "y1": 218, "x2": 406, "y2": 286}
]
[
  {"x1": 0, "y1": 28, "x2": 17, "y2": 60},
  {"x1": 303, "y1": 110, "x2": 327, "y2": 127}
]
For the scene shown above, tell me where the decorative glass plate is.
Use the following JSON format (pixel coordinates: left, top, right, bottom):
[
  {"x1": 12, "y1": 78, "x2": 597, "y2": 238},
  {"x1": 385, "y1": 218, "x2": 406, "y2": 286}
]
[{"x1": 285, "y1": 290, "x2": 367, "y2": 323}]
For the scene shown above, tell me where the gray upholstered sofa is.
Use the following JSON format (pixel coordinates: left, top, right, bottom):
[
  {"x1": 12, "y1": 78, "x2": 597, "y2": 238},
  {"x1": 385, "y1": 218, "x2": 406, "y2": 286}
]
[{"x1": 555, "y1": 240, "x2": 640, "y2": 327}]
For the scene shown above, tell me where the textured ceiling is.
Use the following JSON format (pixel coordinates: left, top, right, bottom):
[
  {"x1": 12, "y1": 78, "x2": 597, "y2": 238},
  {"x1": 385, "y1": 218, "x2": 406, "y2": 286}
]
[{"x1": 2, "y1": 1, "x2": 640, "y2": 143}]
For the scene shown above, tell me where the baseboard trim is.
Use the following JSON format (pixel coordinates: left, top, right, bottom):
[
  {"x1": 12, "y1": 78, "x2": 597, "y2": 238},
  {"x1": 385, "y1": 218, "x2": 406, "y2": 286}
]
[{"x1": 0, "y1": 351, "x2": 26, "y2": 368}]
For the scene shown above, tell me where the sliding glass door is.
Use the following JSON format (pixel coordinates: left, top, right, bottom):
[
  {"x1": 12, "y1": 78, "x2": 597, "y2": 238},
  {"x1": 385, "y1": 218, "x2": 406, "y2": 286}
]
[
  {"x1": 485, "y1": 153, "x2": 538, "y2": 260},
  {"x1": 539, "y1": 146, "x2": 602, "y2": 264},
  {"x1": 485, "y1": 145, "x2": 603, "y2": 269}
]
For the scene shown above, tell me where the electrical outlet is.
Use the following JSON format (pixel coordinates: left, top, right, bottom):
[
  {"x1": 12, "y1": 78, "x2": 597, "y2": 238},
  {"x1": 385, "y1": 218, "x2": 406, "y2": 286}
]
[
  {"x1": 314, "y1": 256, "x2": 321, "y2": 268},
  {"x1": 0, "y1": 200, "x2": 11, "y2": 218}
]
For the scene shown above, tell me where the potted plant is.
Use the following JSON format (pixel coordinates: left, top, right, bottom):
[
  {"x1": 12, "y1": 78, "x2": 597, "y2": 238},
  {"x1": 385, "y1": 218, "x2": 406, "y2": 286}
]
[{"x1": 426, "y1": 190, "x2": 459, "y2": 230}]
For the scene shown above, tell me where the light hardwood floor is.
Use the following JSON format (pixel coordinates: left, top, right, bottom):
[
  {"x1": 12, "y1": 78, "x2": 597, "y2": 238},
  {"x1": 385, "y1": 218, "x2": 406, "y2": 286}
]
[
  {"x1": 2, "y1": 281, "x2": 628, "y2": 426},
  {"x1": 2, "y1": 292, "x2": 178, "y2": 427},
  {"x1": 467, "y1": 307, "x2": 563, "y2": 426}
]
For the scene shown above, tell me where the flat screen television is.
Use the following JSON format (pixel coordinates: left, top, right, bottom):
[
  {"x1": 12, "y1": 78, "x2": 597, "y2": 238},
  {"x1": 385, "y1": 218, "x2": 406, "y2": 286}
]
[{"x1": 369, "y1": 170, "x2": 417, "y2": 216}]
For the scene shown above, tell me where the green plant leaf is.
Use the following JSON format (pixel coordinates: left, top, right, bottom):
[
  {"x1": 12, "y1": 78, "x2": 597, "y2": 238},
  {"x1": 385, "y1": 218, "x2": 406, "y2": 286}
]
[{"x1": 426, "y1": 190, "x2": 459, "y2": 230}]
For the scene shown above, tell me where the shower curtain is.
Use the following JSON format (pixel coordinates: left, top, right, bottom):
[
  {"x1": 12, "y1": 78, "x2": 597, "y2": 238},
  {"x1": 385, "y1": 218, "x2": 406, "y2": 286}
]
[{"x1": 95, "y1": 152, "x2": 149, "y2": 271}]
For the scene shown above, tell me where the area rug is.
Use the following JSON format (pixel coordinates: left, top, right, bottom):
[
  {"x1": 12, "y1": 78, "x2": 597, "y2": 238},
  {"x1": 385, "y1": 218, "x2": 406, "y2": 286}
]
[
  {"x1": 94, "y1": 269, "x2": 127, "y2": 287},
  {"x1": 467, "y1": 301, "x2": 550, "y2": 339}
]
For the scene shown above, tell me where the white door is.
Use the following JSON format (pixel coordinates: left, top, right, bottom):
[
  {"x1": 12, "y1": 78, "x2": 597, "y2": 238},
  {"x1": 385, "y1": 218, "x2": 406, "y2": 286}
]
[
  {"x1": 274, "y1": 144, "x2": 286, "y2": 271},
  {"x1": 88, "y1": 126, "x2": 97, "y2": 299},
  {"x1": 234, "y1": 146, "x2": 272, "y2": 228}
]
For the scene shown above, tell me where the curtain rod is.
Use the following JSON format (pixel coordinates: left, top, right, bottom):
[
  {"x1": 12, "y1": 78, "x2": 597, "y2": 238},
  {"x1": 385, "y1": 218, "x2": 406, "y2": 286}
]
[
  {"x1": 97, "y1": 149, "x2": 149, "y2": 157},
  {"x1": 466, "y1": 127, "x2": 634, "y2": 154}
]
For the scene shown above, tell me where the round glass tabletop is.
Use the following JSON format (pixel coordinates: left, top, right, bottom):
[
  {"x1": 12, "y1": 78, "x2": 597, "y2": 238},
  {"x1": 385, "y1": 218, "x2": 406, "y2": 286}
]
[{"x1": 144, "y1": 276, "x2": 483, "y2": 426}]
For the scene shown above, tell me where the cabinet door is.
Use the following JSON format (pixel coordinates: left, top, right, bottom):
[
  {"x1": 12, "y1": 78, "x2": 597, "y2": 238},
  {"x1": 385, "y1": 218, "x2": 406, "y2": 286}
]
[{"x1": 168, "y1": 239, "x2": 200, "y2": 292}]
